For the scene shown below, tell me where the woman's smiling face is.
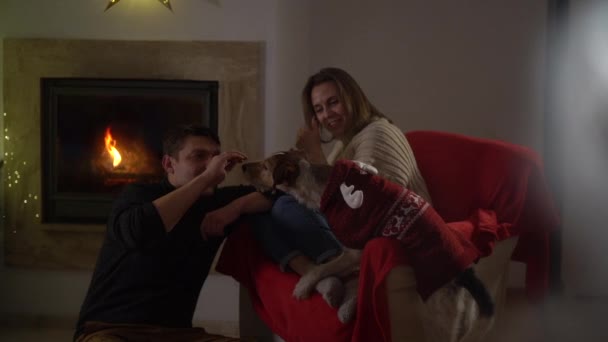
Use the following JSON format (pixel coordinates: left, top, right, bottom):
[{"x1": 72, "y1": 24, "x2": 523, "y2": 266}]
[{"x1": 311, "y1": 81, "x2": 351, "y2": 139}]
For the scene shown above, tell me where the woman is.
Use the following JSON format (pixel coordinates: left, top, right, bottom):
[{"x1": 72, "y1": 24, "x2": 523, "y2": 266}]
[
  {"x1": 255, "y1": 67, "x2": 431, "y2": 328},
  {"x1": 295, "y1": 67, "x2": 431, "y2": 200}
]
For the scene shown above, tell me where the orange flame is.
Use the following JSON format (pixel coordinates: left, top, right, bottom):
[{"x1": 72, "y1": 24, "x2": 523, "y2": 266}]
[{"x1": 104, "y1": 127, "x2": 122, "y2": 167}]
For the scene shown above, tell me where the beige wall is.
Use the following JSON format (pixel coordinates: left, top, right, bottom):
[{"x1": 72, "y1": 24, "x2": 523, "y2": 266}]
[{"x1": 308, "y1": 0, "x2": 548, "y2": 152}]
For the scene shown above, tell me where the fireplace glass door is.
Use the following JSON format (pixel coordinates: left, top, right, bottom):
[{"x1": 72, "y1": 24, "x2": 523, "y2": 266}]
[{"x1": 41, "y1": 78, "x2": 218, "y2": 224}]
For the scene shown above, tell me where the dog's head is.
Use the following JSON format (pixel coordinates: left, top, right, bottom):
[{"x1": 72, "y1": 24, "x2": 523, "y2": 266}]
[{"x1": 241, "y1": 149, "x2": 308, "y2": 191}]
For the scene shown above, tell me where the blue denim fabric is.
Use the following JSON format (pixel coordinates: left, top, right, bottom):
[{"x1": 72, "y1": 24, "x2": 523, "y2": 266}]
[
  {"x1": 249, "y1": 213, "x2": 301, "y2": 270},
  {"x1": 251, "y1": 194, "x2": 343, "y2": 271}
]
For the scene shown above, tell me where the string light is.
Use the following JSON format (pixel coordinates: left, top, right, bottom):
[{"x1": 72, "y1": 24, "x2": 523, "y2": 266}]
[
  {"x1": 104, "y1": 0, "x2": 221, "y2": 12},
  {"x1": 105, "y1": 0, "x2": 173, "y2": 12},
  {"x1": 105, "y1": 0, "x2": 121, "y2": 11},
  {"x1": 1, "y1": 111, "x2": 40, "y2": 227},
  {"x1": 158, "y1": 0, "x2": 172, "y2": 11}
]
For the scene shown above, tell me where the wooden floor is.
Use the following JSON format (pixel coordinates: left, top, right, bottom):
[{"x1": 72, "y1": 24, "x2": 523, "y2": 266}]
[{"x1": 1, "y1": 292, "x2": 607, "y2": 342}]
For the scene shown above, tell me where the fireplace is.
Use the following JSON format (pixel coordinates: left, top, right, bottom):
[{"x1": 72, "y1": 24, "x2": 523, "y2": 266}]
[{"x1": 41, "y1": 78, "x2": 219, "y2": 224}]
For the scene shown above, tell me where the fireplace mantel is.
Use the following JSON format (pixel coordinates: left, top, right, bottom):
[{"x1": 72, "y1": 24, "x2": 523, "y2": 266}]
[{"x1": 2, "y1": 38, "x2": 264, "y2": 269}]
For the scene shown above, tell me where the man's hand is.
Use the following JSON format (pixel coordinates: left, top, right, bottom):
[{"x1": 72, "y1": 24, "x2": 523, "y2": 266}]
[
  {"x1": 200, "y1": 203, "x2": 240, "y2": 240},
  {"x1": 200, "y1": 192, "x2": 273, "y2": 240},
  {"x1": 204, "y1": 151, "x2": 247, "y2": 185}
]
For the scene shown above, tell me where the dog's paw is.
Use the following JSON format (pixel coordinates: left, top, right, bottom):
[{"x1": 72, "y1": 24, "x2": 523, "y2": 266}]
[
  {"x1": 337, "y1": 295, "x2": 358, "y2": 323},
  {"x1": 316, "y1": 276, "x2": 345, "y2": 308},
  {"x1": 337, "y1": 277, "x2": 359, "y2": 324},
  {"x1": 293, "y1": 273, "x2": 318, "y2": 300}
]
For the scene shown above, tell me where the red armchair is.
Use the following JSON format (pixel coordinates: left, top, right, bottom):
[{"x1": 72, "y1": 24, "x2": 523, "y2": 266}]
[{"x1": 216, "y1": 130, "x2": 559, "y2": 342}]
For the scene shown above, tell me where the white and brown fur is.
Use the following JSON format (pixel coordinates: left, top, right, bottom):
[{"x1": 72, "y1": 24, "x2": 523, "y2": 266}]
[
  {"x1": 242, "y1": 150, "x2": 495, "y2": 338},
  {"x1": 241, "y1": 150, "x2": 362, "y2": 280},
  {"x1": 241, "y1": 150, "x2": 362, "y2": 323}
]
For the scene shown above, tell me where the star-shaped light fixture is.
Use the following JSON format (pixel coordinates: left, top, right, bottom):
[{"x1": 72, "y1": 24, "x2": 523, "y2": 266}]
[{"x1": 105, "y1": 0, "x2": 173, "y2": 12}]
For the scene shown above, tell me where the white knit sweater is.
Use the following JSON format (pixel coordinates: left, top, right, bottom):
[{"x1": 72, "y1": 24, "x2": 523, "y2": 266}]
[{"x1": 327, "y1": 118, "x2": 432, "y2": 203}]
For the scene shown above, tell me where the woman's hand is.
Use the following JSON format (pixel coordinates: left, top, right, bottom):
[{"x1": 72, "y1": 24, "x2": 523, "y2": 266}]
[
  {"x1": 296, "y1": 117, "x2": 321, "y2": 151},
  {"x1": 296, "y1": 118, "x2": 326, "y2": 164}
]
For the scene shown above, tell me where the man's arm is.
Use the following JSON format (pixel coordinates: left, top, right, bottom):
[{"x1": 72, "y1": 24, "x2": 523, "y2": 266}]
[
  {"x1": 201, "y1": 192, "x2": 272, "y2": 240},
  {"x1": 153, "y1": 151, "x2": 245, "y2": 233},
  {"x1": 108, "y1": 185, "x2": 168, "y2": 249},
  {"x1": 152, "y1": 171, "x2": 218, "y2": 233}
]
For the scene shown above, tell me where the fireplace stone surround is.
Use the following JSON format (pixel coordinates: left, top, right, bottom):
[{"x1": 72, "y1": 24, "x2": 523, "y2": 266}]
[{"x1": 2, "y1": 38, "x2": 264, "y2": 269}]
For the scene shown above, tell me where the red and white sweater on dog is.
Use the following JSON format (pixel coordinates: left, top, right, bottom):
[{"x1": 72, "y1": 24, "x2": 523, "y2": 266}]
[{"x1": 320, "y1": 160, "x2": 479, "y2": 300}]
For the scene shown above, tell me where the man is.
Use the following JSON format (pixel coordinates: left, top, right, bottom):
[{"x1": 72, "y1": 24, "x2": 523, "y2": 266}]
[{"x1": 75, "y1": 124, "x2": 270, "y2": 342}]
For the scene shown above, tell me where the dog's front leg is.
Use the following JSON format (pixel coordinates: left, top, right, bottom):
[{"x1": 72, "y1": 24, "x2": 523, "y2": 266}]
[{"x1": 293, "y1": 248, "x2": 362, "y2": 300}]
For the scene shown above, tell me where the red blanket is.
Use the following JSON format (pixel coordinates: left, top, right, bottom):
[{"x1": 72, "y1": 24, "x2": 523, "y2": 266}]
[
  {"x1": 216, "y1": 130, "x2": 560, "y2": 342},
  {"x1": 321, "y1": 160, "x2": 479, "y2": 300}
]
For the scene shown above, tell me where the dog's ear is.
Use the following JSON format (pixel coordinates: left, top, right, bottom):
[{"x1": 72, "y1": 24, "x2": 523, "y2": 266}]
[{"x1": 273, "y1": 157, "x2": 300, "y2": 187}]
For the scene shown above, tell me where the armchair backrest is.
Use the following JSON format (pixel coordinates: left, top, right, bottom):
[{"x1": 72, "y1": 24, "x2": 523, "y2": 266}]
[{"x1": 405, "y1": 130, "x2": 544, "y2": 226}]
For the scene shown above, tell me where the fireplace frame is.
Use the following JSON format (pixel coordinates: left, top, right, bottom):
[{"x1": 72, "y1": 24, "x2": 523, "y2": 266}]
[{"x1": 40, "y1": 78, "x2": 219, "y2": 224}]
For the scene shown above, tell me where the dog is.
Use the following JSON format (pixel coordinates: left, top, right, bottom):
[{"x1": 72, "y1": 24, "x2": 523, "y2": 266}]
[
  {"x1": 241, "y1": 150, "x2": 494, "y2": 327},
  {"x1": 241, "y1": 151, "x2": 363, "y2": 322}
]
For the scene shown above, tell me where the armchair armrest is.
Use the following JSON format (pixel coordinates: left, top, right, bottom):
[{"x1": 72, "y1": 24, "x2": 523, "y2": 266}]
[
  {"x1": 215, "y1": 211, "x2": 520, "y2": 342},
  {"x1": 216, "y1": 221, "x2": 353, "y2": 342}
]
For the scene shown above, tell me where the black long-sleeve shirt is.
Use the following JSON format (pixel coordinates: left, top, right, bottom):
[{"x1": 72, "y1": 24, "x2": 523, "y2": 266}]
[{"x1": 75, "y1": 179, "x2": 255, "y2": 338}]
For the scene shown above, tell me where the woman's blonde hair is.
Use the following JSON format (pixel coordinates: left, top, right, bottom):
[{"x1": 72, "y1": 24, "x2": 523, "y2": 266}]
[{"x1": 302, "y1": 67, "x2": 389, "y2": 142}]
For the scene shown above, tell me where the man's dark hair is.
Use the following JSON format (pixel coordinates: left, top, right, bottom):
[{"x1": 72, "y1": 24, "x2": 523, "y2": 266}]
[{"x1": 162, "y1": 124, "x2": 220, "y2": 158}]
